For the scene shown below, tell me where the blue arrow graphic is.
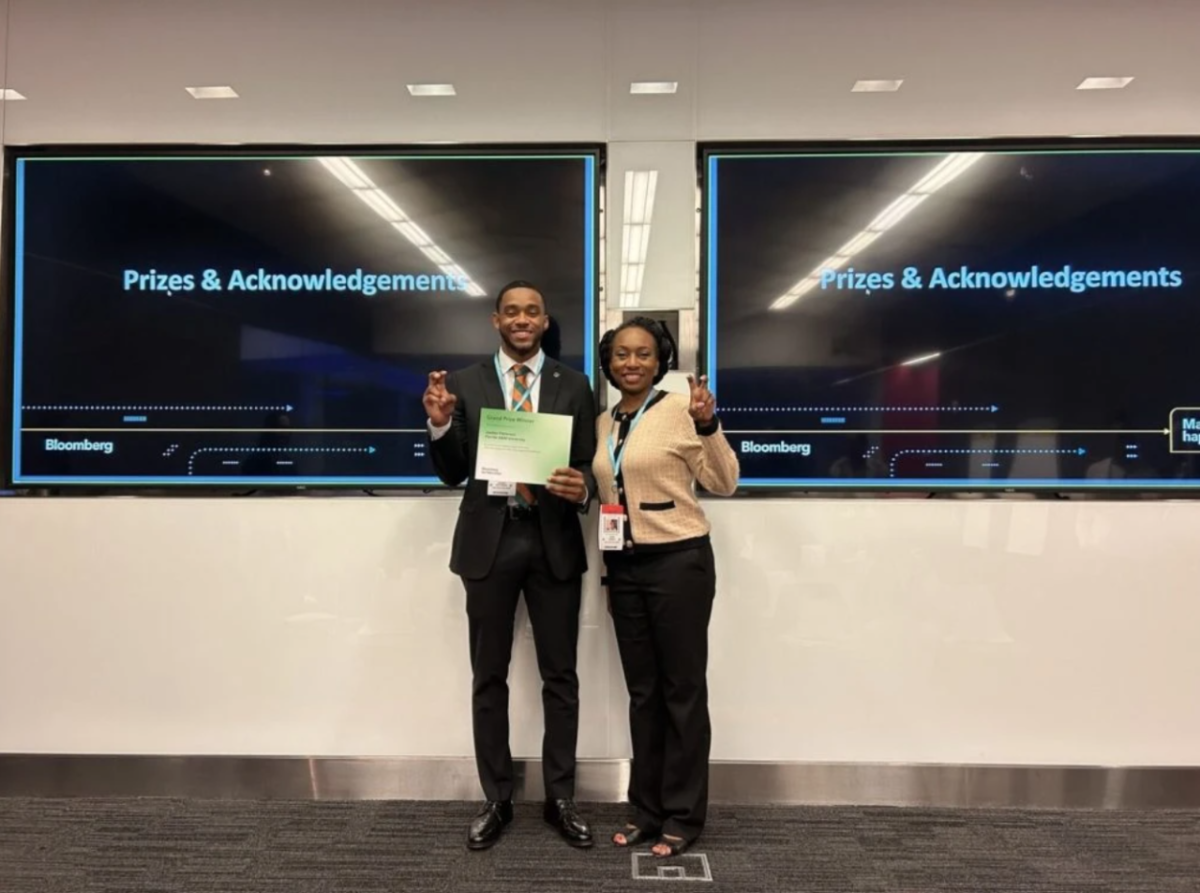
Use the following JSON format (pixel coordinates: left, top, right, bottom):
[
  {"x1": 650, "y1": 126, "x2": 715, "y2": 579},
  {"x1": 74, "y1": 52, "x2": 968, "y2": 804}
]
[
  {"x1": 889, "y1": 447, "x2": 1086, "y2": 477},
  {"x1": 724, "y1": 404, "x2": 999, "y2": 413},
  {"x1": 187, "y1": 445, "x2": 376, "y2": 474},
  {"x1": 23, "y1": 403, "x2": 294, "y2": 412}
]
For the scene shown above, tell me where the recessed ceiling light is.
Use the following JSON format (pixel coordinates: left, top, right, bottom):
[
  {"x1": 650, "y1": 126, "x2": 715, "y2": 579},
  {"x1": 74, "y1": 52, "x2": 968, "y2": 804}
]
[
  {"x1": 185, "y1": 85, "x2": 239, "y2": 99},
  {"x1": 852, "y1": 79, "x2": 904, "y2": 93},
  {"x1": 407, "y1": 83, "x2": 456, "y2": 97},
  {"x1": 0, "y1": 88, "x2": 27, "y2": 101},
  {"x1": 630, "y1": 81, "x2": 678, "y2": 95},
  {"x1": 1077, "y1": 76, "x2": 1134, "y2": 90}
]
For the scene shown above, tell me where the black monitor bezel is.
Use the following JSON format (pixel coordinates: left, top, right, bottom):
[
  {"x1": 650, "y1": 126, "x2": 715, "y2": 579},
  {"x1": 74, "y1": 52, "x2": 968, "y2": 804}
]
[
  {"x1": 1, "y1": 142, "x2": 605, "y2": 496},
  {"x1": 698, "y1": 136, "x2": 1200, "y2": 497}
]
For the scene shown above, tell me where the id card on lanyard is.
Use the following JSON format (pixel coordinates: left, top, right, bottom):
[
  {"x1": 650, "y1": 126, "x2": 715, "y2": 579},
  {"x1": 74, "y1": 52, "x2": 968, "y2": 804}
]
[
  {"x1": 487, "y1": 352, "x2": 543, "y2": 498},
  {"x1": 599, "y1": 389, "x2": 655, "y2": 551}
]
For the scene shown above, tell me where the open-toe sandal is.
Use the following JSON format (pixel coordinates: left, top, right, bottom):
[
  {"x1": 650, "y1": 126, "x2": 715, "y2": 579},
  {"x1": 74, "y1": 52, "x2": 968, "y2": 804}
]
[
  {"x1": 652, "y1": 834, "x2": 691, "y2": 857},
  {"x1": 613, "y1": 824, "x2": 658, "y2": 847}
]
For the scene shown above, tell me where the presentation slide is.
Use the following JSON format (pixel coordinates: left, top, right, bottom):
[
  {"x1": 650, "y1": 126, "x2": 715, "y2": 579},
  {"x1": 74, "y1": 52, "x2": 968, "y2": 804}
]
[
  {"x1": 703, "y1": 144, "x2": 1200, "y2": 490},
  {"x1": 6, "y1": 149, "x2": 598, "y2": 487}
]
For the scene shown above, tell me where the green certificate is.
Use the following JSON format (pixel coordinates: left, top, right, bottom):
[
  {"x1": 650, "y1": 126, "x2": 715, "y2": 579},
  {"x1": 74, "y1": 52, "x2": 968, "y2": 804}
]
[{"x1": 475, "y1": 408, "x2": 573, "y2": 485}]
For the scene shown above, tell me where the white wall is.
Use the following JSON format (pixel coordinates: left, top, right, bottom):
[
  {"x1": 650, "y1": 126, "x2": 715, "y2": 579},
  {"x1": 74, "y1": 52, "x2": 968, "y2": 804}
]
[
  {"x1": 3, "y1": 0, "x2": 1200, "y2": 767},
  {"x1": 4, "y1": 496, "x2": 1200, "y2": 764}
]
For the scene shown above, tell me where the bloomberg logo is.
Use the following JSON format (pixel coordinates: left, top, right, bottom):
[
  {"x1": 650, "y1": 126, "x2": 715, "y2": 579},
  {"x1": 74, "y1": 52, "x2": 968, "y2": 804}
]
[
  {"x1": 740, "y1": 439, "x2": 812, "y2": 457},
  {"x1": 45, "y1": 438, "x2": 114, "y2": 455}
]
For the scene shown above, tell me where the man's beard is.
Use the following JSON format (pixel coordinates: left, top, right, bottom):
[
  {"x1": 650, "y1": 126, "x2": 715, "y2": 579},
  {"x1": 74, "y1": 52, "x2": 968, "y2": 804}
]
[{"x1": 500, "y1": 330, "x2": 540, "y2": 359}]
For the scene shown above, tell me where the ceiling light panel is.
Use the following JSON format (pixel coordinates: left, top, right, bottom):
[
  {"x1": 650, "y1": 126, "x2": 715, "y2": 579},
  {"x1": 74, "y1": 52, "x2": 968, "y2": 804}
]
[
  {"x1": 619, "y1": 170, "x2": 659, "y2": 309},
  {"x1": 866, "y1": 194, "x2": 928, "y2": 232},
  {"x1": 185, "y1": 85, "x2": 238, "y2": 99},
  {"x1": 356, "y1": 189, "x2": 405, "y2": 222},
  {"x1": 910, "y1": 153, "x2": 985, "y2": 194},
  {"x1": 1077, "y1": 77, "x2": 1133, "y2": 90},
  {"x1": 770, "y1": 152, "x2": 984, "y2": 310},
  {"x1": 407, "y1": 83, "x2": 456, "y2": 96},
  {"x1": 393, "y1": 221, "x2": 432, "y2": 246},
  {"x1": 630, "y1": 81, "x2": 678, "y2": 94},
  {"x1": 836, "y1": 231, "x2": 881, "y2": 256},
  {"x1": 316, "y1": 156, "x2": 485, "y2": 297},
  {"x1": 851, "y1": 79, "x2": 903, "y2": 93},
  {"x1": 902, "y1": 351, "x2": 941, "y2": 366}
]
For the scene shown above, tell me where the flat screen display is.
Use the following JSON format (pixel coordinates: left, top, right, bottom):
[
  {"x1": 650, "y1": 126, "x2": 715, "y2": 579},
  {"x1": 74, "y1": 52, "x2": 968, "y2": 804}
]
[
  {"x1": 5, "y1": 147, "x2": 598, "y2": 488},
  {"x1": 703, "y1": 143, "x2": 1200, "y2": 490}
]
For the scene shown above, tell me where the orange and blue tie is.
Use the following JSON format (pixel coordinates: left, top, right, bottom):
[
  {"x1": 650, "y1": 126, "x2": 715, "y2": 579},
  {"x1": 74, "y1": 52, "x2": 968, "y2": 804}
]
[{"x1": 512, "y1": 365, "x2": 536, "y2": 506}]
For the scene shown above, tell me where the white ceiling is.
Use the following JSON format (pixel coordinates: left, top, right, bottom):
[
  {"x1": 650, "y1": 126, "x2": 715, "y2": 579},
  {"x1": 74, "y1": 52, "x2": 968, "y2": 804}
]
[{"x1": 0, "y1": 0, "x2": 1198, "y2": 145}]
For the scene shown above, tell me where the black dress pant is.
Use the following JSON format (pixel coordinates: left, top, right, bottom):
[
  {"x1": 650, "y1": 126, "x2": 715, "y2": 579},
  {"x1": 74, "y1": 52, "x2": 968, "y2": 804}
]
[
  {"x1": 607, "y1": 540, "x2": 716, "y2": 842},
  {"x1": 463, "y1": 512, "x2": 582, "y2": 802}
]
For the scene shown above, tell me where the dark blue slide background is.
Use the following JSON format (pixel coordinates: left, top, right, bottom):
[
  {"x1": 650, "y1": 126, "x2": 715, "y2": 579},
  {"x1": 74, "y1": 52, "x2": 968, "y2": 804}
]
[
  {"x1": 705, "y1": 147, "x2": 1200, "y2": 490},
  {"x1": 9, "y1": 152, "x2": 596, "y2": 486}
]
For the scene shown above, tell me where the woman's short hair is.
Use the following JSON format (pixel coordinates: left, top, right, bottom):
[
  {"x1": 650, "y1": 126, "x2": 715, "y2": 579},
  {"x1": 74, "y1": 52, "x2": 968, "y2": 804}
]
[{"x1": 598, "y1": 316, "x2": 678, "y2": 390}]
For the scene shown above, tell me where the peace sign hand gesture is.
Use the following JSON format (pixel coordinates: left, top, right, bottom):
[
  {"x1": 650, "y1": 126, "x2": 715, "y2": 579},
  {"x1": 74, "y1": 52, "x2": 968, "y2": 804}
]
[{"x1": 687, "y1": 374, "x2": 716, "y2": 423}]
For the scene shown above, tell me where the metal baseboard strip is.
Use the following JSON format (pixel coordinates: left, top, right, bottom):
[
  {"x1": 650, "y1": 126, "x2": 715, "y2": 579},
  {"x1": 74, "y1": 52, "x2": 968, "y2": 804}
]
[{"x1": 2, "y1": 756, "x2": 1200, "y2": 808}]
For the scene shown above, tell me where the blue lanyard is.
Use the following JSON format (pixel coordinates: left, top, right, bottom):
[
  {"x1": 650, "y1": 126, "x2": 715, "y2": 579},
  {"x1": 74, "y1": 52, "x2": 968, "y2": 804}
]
[
  {"x1": 607, "y1": 389, "x2": 656, "y2": 481},
  {"x1": 494, "y1": 352, "x2": 543, "y2": 412}
]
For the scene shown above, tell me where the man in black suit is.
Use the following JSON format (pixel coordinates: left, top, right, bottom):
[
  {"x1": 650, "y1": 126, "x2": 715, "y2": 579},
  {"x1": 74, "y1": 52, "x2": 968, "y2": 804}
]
[{"x1": 424, "y1": 281, "x2": 596, "y2": 851}]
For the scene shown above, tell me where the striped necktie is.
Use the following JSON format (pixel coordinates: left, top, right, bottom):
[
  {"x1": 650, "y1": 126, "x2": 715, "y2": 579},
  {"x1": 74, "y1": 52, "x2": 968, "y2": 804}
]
[{"x1": 512, "y1": 364, "x2": 536, "y2": 506}]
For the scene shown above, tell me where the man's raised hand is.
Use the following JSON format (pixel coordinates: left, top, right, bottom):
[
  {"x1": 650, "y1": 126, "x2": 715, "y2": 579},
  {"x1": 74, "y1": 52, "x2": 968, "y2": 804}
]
[{"x1": 423, "y1": 371, "x2": 457, "y2": 427}]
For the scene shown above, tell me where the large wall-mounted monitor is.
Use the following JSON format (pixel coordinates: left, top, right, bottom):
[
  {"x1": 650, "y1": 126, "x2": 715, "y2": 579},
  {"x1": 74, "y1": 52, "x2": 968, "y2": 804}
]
[
  {"x1": 702, "y1": 141, "x2": 1200, "y2": 491},
  {"x1": 4, "y1": 146, "x2": 600, "y2": 489}
]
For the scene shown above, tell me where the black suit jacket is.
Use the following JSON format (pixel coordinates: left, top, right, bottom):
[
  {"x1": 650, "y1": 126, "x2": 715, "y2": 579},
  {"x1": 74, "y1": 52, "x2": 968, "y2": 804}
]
[{"x1": 429, "y1": 357, "x2": 597, "y2": 581}]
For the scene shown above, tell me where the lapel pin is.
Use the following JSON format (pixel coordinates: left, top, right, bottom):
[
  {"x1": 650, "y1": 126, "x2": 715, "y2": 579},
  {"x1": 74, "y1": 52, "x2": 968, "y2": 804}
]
[{"x1": 554, "y1": 371, "x2": 560, "y2": 378}]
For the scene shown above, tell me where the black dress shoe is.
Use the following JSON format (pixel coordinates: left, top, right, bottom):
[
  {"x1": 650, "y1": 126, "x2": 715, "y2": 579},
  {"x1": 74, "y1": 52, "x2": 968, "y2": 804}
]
[
  {"x1": 543, "y1": 798, "x2": 594, "y2": 848},
  {"x1": 467, "y1": 800, "x2": 513, "y2": 850}
]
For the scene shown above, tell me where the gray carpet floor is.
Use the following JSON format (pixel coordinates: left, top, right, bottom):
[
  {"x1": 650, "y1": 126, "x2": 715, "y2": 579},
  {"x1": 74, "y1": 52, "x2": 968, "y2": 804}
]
[{"x1": 2, "y1": 799, "x2": 1199, "y2": 892}]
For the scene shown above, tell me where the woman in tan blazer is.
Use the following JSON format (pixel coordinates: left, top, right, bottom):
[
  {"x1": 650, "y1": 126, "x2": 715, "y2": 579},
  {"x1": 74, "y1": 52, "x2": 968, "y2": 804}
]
[{"x1": 593, "y1": 316, "x2": 739, "y2": 856}]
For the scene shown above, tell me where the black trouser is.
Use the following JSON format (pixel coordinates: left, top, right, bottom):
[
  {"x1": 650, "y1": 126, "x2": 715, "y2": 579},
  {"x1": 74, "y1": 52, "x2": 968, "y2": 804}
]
[
  {"x1": 607, "y1": 540, "x2": 716, "y2": 842},
  {"x1": 463, "y1": 512, "x2": 582, "y2": 803}
]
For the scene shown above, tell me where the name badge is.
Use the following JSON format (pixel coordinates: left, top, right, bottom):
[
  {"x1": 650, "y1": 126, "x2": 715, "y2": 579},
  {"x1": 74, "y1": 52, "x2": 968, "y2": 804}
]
[
  {"x1": 488, "y1": 480, "x2": 517, "y2": 497},
  {"x1": 599, "y1": 504, "x2": 626, "y2": 551}
]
